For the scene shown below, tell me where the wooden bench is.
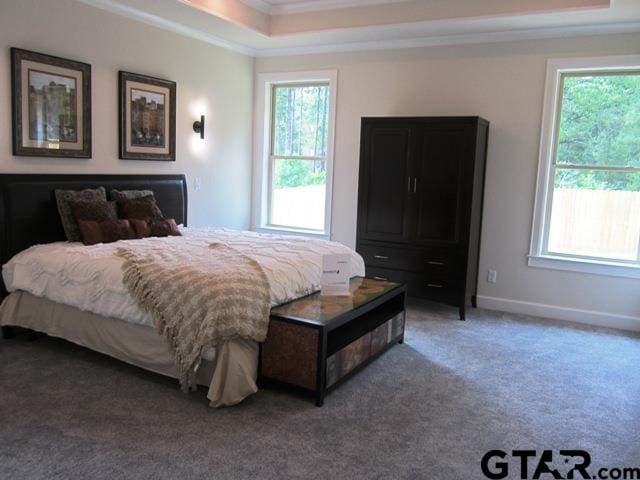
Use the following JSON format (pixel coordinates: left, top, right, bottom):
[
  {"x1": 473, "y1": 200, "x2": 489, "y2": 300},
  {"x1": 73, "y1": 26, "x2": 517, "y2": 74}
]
[{"x1": 259, "y1": 277, "x2": 407, "y2": 406}]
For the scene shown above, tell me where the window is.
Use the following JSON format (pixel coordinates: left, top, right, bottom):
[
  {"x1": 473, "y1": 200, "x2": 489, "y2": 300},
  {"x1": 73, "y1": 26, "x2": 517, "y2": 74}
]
[
  {"x1": 529, "y1": 56, "x2": 640, "y2": 278},
  {"x1": 253, "y1": 71, "x2": 337, "y2": 236}
]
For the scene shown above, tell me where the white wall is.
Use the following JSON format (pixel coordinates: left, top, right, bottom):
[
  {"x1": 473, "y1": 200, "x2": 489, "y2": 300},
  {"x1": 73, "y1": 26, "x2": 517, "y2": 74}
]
[
  {"x1": 256, "y1": 33, "x2": 640, "y2": 327},
  {"x1": 2, "y1": 0, "x2": 638, "y2": 328},
  {"x1": 0, "y1": 0, "x2": 254, "y2": 229}
]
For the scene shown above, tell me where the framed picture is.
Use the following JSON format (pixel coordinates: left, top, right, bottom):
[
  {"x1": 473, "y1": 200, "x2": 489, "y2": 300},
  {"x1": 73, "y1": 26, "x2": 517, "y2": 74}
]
[
  {"x1": 11, "y1": 48, "x2": 91, "y2": 158},
  {"x1": 119, "y1": 71, "x2": 176, "y2": 161}
]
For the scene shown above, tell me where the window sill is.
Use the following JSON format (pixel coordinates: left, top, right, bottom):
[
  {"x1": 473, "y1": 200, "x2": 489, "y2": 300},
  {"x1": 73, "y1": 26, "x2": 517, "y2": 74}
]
[
  {"x1": 527, "y1": 254, "x2": 640, "y2": 280},
  {"x1": 252, "y1": 225, "x2": 330, "y2": 240}
]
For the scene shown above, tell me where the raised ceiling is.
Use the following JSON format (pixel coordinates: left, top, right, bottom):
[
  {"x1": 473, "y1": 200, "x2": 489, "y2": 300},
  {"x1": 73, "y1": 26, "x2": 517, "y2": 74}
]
[
  {"x1": 240, "y1": 0, "x2": 413, "y2": 15},
  {"x1": 77, "y1": 0, "x2": 640, "y2": 56}
]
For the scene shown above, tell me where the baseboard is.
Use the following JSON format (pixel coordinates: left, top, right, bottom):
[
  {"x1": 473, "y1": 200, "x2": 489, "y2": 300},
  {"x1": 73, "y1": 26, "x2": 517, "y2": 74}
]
[{"x1": 477, "y1": 295, "x2": 640, "y2": 333}]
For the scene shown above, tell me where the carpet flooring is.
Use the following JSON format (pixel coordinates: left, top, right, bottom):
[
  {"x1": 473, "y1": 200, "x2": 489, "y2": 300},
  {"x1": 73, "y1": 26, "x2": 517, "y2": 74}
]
[{"x1": 1, "y1": 302, "x2": 639, "y2": 480}]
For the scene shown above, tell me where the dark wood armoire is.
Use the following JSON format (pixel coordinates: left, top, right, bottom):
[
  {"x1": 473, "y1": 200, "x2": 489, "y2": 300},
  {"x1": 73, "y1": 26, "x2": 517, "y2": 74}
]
[{"x1": 356, "y1": 117, "x2": 489, "y2": 320}]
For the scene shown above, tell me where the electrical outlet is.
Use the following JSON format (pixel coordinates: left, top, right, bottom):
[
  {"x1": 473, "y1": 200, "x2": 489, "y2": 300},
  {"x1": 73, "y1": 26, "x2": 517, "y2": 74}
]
[{"x1": 487, "y1": 269, "x2": 497, "y2": 284}]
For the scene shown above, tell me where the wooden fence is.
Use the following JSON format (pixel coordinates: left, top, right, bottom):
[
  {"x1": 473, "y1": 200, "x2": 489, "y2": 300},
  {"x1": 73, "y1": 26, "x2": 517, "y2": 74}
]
[{"x1": 548, "y1": 188, "x2": 640, "y2": 260}]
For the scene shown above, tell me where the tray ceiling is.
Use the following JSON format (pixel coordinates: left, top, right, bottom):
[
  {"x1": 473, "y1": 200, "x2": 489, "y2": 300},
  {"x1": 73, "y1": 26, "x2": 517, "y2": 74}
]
[{"x1": 76, "y1": 0, "x2": 640, "y2": 56}]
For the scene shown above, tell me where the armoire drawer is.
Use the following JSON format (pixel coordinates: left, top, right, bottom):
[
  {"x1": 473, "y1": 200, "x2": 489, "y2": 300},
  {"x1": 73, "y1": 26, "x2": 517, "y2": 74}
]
[
  {"x1": 365, "y1": 266, "x2": 406, "y2": 284},
  {"x1": 359, "y1": 245, "x2": 406, "y2": 270},
  {"x1": 405, "y1": 273, "x2": 462, "y2": 304},
  {"x1": 366, "y1": 267, "x2": 462, "y2": 305},
  {"x1": 359, "y1": 243, "x2": 462, "y2": 275}
]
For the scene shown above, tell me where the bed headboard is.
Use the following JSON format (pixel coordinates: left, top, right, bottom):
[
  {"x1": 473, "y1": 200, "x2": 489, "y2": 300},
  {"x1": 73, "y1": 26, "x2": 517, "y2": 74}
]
[{"x1": 0, "y1": 173, "x2": 187, "y2": 297}]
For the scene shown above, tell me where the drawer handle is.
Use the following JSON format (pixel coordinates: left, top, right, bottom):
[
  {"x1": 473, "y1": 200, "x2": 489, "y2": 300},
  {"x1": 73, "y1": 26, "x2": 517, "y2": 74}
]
[
  {"x1": 427, "y1": 283, "x2": 443, "y2": 288},
  {"x1": 373, "y1": 255, "x2": 389, "y2": 260},
  {"x1": 373, "y1": 276, "x2": 388, "y2": 281},
  {"x1": 428, "y1": 261, "x2": 444, "y2": 266}
]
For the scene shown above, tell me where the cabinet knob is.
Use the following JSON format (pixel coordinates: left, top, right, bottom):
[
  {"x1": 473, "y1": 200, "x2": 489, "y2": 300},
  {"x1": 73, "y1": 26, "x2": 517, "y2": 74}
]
[
  {"x1": 373, "y1": 276, "x2": 388, "y2": 281},
  {"x1": 427, "y1": 261, "x2": 444, "y2": 266},
  {"x1": 427, "y1": 283, "x2": 443, "y2": 288},
  {"x1": 373, "y1": 255, "x2": 389, "y2": 260}
]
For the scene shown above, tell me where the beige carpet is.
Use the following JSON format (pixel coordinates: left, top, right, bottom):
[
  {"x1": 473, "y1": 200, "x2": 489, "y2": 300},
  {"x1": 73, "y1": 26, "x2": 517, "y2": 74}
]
[{"x1": 1, "y1": 301, "x2": 639, "y2": 479}]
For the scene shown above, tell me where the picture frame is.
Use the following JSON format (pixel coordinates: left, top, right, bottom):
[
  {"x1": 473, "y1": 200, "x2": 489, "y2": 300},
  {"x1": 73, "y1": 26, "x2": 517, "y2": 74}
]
[
  {"x1": 119, "y1": 71, "x2": 176, "y2": 161},
  {"x1": 11, "y1": 48, "x2": 92, "y2": 158}
]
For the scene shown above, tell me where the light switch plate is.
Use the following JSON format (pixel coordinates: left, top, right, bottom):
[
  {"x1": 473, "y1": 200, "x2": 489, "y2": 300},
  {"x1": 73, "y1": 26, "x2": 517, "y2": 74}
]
[{"x1": 487, "y1": 269, "x2": 497, "y2": 284}]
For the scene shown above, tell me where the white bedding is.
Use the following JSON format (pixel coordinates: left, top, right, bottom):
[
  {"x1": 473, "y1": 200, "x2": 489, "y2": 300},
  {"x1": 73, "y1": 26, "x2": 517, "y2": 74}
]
[{"x1": 2, "y1": 227, "x2": 365, "y2": 328}]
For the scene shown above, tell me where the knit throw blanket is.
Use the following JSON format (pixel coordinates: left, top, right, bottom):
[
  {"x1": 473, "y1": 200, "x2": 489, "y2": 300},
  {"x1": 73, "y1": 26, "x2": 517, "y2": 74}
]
[{"x1": 116, "y1": 243, "x2": 271, "y2": 391}]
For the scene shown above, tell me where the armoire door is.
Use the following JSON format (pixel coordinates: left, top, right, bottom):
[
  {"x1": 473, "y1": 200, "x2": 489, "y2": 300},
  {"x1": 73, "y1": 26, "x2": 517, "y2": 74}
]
[
  {"x1": 357, "y1": 122, "x2": 414, "y2": 243},
  {"x1": 412, "y1": 125, "x2": 470, "y2": 246}
]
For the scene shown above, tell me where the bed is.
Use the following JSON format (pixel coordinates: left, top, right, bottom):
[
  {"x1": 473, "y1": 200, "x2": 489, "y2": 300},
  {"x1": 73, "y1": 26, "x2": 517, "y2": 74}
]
[{"x1": 0, "y1": 174, "x2": 364, "y2": 407}]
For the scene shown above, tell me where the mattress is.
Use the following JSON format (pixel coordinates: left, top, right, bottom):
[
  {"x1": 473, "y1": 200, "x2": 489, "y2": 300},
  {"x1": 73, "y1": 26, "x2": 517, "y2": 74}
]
[{"x1": 2, "y1": 227, "x2": 365, "y2": 327}]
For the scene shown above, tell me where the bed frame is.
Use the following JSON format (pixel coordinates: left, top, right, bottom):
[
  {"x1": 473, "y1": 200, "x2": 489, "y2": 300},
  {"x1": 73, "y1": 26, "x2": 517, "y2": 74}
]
[{"x1": 0, "y1": 173, "x2": 188, "y2": 338}]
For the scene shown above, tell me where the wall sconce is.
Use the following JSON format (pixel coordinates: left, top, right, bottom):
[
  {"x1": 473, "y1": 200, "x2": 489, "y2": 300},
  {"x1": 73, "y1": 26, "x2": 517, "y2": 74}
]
[{"x1": 193, "y1": 115, "x2": 205, "y2": 139}]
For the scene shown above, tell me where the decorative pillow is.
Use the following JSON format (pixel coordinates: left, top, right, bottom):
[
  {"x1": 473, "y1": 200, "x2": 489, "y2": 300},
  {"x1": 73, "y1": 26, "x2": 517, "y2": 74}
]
[
  {"x1": 129, "y1": 219, "x2": 151, "y2": 239},
  {"x1": 77, "y1": 219, "x2": 136, "y2": 246},
  {"x1": 55, "y1": 187, "x2": 107, "y2": 242},
  {"x1": 109, "y1": 189, "x2": 154, "y2": 201},
  {"x1": 150, "y1": 218, "x2": 182, "y2": 237},
  {"x1": 117, "y1": 195, "x2": 165, "y2": 221},
  {"x1": 130, "y1": 218, "x2": 181, "y2": 238},
  {"x1": 70, "y1": 200, "x2": 118, "y2": 223}
]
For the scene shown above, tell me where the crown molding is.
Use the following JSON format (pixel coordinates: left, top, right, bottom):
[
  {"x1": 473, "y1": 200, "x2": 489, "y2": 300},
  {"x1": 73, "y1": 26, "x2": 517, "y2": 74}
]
[
  {"x1": 239, "y1": 0, "x2": 411, "y2": 15},
  {"x1": 76, "y1": 0, "x2": 256, "y2": 56},
  {"x1": 255, "y1": 21, "x2": 640, "y2": 57},
  {"x1": 238, "y1": 0, "x2": 272, "y2": 14},
  {"x1": 270, "y1": 0, "x2": 412, "y2": 15}
]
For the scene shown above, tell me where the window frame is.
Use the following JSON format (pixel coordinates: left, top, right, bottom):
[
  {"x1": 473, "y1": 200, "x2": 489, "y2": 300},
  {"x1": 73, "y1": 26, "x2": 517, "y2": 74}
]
[
  {"x1": 529, "y1": 55, "x2": 640, "y2": 280},
  {"x1": 252, "y1": 70, "x2": 337, "y2": 238}
]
